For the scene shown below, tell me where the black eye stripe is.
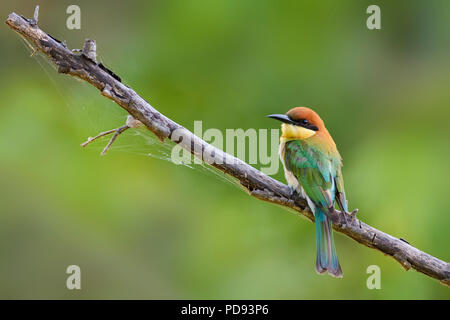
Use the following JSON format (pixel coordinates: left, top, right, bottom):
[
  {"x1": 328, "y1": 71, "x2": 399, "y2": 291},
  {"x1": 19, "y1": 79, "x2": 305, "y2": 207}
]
[{"x1": 292, "y1": 118, "x2": 318, "y2": 131}]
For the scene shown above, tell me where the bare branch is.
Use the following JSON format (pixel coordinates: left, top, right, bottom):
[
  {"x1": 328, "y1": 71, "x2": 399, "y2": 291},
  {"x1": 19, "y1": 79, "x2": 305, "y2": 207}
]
[{"x1": 5, "y1": 7, "x2": 450, "y2": 286}]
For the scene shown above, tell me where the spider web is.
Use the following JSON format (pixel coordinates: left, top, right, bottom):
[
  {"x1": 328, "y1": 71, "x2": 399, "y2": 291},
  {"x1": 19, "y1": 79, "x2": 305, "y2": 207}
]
[{"x1": 21, "y1": 38, "x2": 242, "y2": 191}]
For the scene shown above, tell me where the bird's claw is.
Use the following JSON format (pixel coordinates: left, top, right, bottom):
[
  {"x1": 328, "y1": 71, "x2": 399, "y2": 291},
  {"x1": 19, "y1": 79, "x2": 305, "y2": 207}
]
[
  {"x1": 327, "y1": 207, "x2": 342, "y2": 226},
  {"x1": 338, "y1": 208, "x2": 358, "y2": 228},
  {"x1": 288, "y1": 186, "x2": 296, "y2": 197}
]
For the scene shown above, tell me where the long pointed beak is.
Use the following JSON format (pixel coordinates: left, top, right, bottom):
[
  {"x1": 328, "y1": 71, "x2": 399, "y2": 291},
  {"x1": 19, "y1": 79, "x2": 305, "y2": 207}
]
[{"x1": 267, "y1": 114, "x2": 295, "y2": 124}]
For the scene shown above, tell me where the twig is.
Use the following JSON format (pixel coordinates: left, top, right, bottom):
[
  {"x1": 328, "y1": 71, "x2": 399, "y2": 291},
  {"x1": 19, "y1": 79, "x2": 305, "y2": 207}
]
[
  {"x1": 31, "y1": 5, "x2": 39, "y2": 26},
  {"x1": 81, "y1": 125, "x2": 129, "y2": 156},
  {"x1": 5, "y1": 6, "x2": 450, "y2": 286},
  {"x1": 82, "y1": 39, "x2": 97, "y2": 63},
  {"x1": 81, "y1": 115, "x2": 142, "y2": 155}
]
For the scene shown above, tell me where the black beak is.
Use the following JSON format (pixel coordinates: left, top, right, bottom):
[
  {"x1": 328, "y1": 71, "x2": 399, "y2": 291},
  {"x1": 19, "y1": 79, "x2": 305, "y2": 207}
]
[
  {"x1": 267, "y1": 113, "x2": 319, "y2": 131},
  {"x1": 267, "y1": 114, "x2": 295, "y2": 125}
]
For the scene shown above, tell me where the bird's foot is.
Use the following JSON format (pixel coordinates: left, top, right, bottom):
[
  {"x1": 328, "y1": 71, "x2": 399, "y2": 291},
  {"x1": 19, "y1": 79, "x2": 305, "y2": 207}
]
[
  {"x1": 288, "y1": 185, "x2": 296, "y2": 197},
  {"x1": 339, "y1": 208, "x2": 358, "y2": 228},
  {"x1": 327, "y1": 207, "x2": 342, "y2": 226},
  {"x1": 348, "y1": 208, "x2": 358, "y2": 219}
]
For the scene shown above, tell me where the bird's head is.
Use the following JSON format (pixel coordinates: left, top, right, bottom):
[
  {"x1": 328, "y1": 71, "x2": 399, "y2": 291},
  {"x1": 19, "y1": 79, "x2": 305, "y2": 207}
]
[{"x1": 267, "y1": 107, "x2": 325, "y2": 140}]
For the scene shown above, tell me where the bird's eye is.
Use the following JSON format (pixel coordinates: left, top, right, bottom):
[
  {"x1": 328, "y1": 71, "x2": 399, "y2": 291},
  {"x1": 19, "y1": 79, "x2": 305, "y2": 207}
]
[{"x1": 300, "y1": 119, "x2": 309, "y2": 125}]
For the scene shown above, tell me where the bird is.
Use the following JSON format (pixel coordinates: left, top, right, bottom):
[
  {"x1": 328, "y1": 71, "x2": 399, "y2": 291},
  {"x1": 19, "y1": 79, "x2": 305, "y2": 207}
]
[{"x1": 268, "y1": 107, "x2": 352, "y2": 278}]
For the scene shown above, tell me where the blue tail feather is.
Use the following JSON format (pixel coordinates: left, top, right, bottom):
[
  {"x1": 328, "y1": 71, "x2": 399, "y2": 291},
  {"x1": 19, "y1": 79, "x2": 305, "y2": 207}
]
[{"x1": 314, "y1": 208, "x2": 343, "y2": 278}]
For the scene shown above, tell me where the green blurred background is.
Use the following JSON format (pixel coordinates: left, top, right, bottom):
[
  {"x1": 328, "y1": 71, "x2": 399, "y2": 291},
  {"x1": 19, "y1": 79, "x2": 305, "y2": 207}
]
[{"x1": 0, "y1": 0, "x2": 449, "y2": 299}]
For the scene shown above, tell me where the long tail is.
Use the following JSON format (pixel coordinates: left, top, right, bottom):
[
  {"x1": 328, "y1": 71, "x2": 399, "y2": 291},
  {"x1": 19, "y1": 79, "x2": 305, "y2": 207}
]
[{"x1": 314, "y1": 208, "x2": 343, "y2": 278}]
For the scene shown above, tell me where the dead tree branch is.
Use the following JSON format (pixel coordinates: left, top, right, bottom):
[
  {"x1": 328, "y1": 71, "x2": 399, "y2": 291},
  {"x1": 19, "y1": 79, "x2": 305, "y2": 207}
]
[{"x1": 5, "y1": 7, "x2": 449, "y2": 286}]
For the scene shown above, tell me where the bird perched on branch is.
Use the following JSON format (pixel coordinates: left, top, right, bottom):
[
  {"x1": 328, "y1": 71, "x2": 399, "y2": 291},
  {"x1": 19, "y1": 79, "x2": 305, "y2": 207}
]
[{"x1": 268, "y1": 107, "x2": 354, "y2": 278}]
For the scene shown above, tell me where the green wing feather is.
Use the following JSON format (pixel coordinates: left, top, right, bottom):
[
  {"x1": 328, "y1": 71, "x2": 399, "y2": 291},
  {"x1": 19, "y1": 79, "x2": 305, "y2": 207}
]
[{"x1": 284, "y1": 139, "x2": 336, "y2": 209}]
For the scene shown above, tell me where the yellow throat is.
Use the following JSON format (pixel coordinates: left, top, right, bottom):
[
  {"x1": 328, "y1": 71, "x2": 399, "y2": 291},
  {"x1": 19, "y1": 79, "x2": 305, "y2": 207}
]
[{"x1": 280, "y1": 123, "x2": 316, "y2": 141}]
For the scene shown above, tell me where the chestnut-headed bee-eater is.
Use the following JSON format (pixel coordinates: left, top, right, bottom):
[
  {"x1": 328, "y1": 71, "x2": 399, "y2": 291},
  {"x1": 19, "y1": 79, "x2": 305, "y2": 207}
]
[{"x1": 268, "y1": 107, "x2": 350, "y2": 278}]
